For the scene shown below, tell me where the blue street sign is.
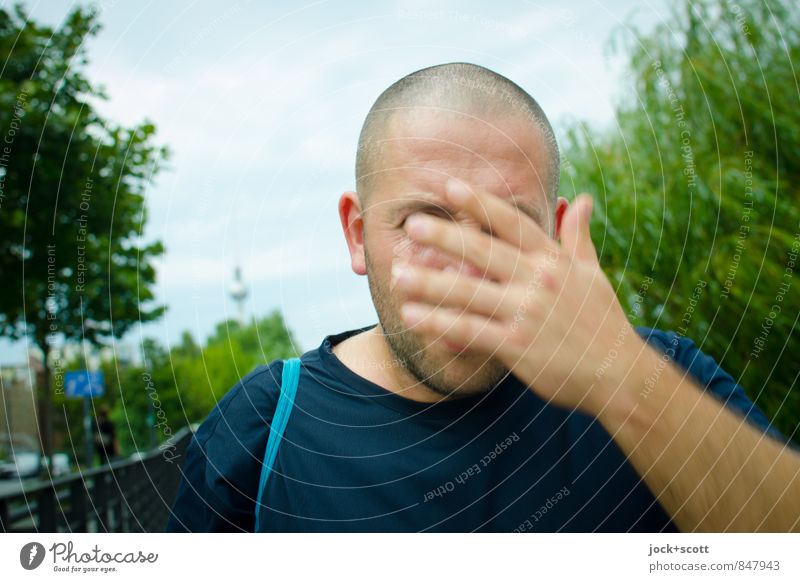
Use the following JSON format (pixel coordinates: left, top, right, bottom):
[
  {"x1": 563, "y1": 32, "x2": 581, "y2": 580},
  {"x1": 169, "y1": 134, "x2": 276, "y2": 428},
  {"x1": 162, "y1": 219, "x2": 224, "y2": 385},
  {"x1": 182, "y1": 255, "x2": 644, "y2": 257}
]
[{"x1": 64, "y1": 370, "x2": 105, "y2": 398}]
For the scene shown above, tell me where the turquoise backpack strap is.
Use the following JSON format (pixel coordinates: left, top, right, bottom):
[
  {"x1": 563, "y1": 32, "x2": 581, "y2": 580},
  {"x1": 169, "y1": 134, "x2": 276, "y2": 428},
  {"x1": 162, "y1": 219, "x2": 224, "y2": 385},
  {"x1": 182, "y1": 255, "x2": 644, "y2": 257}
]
[{"x1": 254, "y1": 357, "x2": 301, "y2": 532}]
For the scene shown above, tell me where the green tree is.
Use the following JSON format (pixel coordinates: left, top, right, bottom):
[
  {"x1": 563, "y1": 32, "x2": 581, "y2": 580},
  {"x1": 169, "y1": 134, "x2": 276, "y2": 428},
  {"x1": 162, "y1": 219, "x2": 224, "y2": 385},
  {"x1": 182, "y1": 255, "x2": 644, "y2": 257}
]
[
  {"x1": 76, "y1": 311, "x2": 298, "y2": 457},
  {"x1": 561, "y1": 0, "x2": 799, "y2": 441},
  {"x1": 166, "y1": 311, "x2": 299, "y2": 424},
  {"x1": 0, "y1": 5, "x2": 168, "y2": 465}
]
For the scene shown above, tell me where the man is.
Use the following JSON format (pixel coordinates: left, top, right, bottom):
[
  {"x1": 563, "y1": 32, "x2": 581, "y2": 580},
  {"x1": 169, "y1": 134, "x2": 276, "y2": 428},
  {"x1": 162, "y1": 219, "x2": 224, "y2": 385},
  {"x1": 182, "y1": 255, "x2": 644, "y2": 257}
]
[
  {"x1": 167, "y1": 63, "x2": 798, "y2": 532},
  {"x1": 94, "y1": 405, "x2": 119, "y2": 464}
]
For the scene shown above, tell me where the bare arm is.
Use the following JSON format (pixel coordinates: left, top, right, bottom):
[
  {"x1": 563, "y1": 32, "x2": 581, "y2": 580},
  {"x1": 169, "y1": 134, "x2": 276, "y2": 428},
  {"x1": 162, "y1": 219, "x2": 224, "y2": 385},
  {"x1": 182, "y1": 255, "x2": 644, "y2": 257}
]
[
  {"x1": 393, "y1": 182, "x2": 800, "y2": 532},
  {"x1": 596, "y1": 340, "x2": 800, "y2": 532}
]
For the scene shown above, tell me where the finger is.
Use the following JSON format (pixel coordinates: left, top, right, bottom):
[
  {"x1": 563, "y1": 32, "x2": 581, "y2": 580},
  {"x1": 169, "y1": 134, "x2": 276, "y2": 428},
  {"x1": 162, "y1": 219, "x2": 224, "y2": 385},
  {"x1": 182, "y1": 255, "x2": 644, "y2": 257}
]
[
  {"x1": 404, "y1": 213, "x2": 527, "y2": 282},
  {"x1": 391, "y1": 263, "x2": 520, "y2": 319},
  {"x1": 445, "y1": 178, "x2": 556, "y2": 252},
  {"x1": 558, "y1": 193, "x2": 598, "y2": 263},
  {"x1": 399, "y1": 301, "x2": 514, "y2": 356}
]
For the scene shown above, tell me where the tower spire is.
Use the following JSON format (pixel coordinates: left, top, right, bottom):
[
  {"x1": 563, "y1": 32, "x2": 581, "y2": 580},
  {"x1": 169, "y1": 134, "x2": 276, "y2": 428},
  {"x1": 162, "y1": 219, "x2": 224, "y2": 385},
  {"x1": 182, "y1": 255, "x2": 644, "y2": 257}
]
[{"x1": 228, "y1": 265, "x2": 248, "y2": 325}]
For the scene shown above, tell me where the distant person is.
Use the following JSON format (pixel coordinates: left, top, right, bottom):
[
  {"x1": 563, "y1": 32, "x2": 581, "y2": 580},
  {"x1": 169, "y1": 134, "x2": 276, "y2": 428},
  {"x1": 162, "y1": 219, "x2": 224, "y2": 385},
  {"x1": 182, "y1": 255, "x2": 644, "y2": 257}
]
[
  {"x1": 167, "y1": 62, "x2": 798, "y2": 532},
  {"x1": 94, "y1": 405, "x2": 119, "y2": 464}
]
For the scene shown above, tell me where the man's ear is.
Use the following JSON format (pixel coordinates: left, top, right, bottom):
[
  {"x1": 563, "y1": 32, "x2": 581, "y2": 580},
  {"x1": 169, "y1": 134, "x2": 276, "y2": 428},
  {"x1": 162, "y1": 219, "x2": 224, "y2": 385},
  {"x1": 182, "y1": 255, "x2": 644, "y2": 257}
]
[
  {"x1": 339, "y1": 191, "x2": 367, "y2": 276},
  {"x1": 553, "y1": 196, "x2": 569, "y2": 240}
]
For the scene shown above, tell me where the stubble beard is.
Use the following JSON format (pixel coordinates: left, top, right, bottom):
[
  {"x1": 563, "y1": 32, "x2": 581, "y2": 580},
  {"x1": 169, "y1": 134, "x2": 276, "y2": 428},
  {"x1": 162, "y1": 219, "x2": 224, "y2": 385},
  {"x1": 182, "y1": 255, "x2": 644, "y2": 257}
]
[{"x1": 364, "y1": 246, "x2": 509, "y2": 399}]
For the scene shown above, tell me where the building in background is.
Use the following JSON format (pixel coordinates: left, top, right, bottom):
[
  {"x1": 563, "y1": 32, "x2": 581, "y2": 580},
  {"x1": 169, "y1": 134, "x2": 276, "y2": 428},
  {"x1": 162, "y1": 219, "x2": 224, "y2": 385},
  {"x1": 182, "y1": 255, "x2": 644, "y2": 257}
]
[{"x1": 0, "y1": 356, "x2": 41, "y2": 458}]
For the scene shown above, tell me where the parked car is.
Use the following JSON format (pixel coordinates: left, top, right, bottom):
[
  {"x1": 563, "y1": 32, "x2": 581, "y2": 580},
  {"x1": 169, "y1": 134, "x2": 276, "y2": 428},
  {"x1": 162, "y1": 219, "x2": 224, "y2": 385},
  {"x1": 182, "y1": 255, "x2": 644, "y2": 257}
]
[
  {"x1": 0, "y1": 450, "x2": 41, "y2": 479},
  {"x1": 42, "y1": 453, "x2": 71, "y2": 477},
  {"x1": 0, "y1": 434, "x2": 71, "y2": 479}
]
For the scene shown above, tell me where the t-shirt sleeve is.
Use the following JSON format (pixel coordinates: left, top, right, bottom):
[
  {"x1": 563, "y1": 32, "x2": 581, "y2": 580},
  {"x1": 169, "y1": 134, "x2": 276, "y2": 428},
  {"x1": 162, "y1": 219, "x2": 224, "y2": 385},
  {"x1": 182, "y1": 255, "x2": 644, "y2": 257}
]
[
  {"x1": 664, "y1": 331, "x2": 793, "y2": 448},
  {"x1": 165, "y1": 361, "x2": 283, "y2": 532}
]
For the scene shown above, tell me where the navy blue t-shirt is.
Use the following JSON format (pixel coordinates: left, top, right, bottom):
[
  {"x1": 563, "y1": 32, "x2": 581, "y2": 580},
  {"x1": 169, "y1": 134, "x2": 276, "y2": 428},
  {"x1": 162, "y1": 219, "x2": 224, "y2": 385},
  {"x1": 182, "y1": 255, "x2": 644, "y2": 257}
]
[{"x1": 166, "y1": 325, "x2": 788, "y2": 532}]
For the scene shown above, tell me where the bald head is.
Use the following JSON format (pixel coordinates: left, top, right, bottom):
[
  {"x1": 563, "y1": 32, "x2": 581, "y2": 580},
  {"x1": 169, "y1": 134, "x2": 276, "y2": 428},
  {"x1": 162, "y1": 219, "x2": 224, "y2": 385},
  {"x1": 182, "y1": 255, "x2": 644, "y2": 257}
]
[{"x1": 355, "y1": 62, "x2": 560, "y2": 206}]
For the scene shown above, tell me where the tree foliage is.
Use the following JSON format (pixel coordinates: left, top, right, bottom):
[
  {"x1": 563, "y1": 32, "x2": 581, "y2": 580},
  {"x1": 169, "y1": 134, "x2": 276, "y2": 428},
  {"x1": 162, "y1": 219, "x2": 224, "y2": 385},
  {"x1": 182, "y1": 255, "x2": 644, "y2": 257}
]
[
  {"x1": 59, "y1": 312, "x2": 299, "y2": 459},
  {"x1": 0, "y1": 5, "x2": 168, "y2": 459},
  {"x1": 560, "y1": 0, "x2": 799, "y2": 442},
  {"x1": 0, "y1": 5, "x2": 168, "y2": 348}
]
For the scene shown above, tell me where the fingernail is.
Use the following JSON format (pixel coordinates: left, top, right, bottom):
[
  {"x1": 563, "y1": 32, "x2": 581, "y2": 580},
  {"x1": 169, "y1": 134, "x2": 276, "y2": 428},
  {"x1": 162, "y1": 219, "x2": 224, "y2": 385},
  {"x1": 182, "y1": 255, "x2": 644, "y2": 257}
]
[
  {"x1": 582, "y1": 196, "x2": 593, "y2": 221},
  {"x1": 447, "y1": 180, "x2": 470, "y2": 203},
  {"x1": 401, "y1": 303, "x2": 424, "y2": 325},
  {"x1": 405, "y1": 214, "x2": 428, "y2": 237},
  {"x1": 391, "y1": 264, "x2": 410, "y2": 287}
]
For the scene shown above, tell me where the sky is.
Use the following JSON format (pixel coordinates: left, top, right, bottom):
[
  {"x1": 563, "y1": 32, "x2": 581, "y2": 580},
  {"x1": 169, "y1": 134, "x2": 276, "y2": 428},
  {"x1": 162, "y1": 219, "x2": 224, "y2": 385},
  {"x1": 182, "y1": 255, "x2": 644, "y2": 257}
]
[{"x1": 1, "y1": 0, "x2": 670, "y2": 364}]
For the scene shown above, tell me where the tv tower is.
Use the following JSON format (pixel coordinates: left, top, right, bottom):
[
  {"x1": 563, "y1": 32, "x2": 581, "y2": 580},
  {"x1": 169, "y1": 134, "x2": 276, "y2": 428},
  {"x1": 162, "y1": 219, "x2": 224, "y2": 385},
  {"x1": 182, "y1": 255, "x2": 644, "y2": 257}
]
[{"x1": 228, "y1": 265, "x2": 248, "y2": 325}]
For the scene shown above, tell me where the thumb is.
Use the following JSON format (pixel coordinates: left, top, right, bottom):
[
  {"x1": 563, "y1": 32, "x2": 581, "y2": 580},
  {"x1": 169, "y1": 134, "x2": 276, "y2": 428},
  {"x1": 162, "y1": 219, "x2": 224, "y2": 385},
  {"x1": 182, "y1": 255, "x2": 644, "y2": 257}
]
[{"x1": 559, "y1": 193, "x2": 598, "y2": 263}]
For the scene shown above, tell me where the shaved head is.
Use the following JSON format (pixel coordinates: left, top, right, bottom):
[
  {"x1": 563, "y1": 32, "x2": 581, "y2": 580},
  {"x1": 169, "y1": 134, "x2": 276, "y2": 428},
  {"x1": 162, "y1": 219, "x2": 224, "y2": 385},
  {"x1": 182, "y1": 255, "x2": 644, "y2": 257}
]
[
  {"x1": 339, "y1": 62, "x2": 566, "y2": 399},
  {"x1": 355, "y1": 62, "x2": 560, "y2": 207}
]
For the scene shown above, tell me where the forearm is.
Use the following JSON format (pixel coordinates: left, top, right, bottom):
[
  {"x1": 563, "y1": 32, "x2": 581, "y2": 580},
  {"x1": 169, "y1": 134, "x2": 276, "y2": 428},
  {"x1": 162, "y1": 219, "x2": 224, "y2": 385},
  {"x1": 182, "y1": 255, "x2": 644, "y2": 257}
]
[{"x1": 596, "y1": 341, "x2": 800, "y2": 532}]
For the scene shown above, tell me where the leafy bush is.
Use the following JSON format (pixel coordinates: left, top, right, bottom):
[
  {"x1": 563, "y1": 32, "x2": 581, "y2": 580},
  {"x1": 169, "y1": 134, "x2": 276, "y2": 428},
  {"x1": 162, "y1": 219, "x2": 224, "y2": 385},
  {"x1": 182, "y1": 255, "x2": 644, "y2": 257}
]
[{"x1": 560, "y1": 0, "x2": 799, "y2": 442}]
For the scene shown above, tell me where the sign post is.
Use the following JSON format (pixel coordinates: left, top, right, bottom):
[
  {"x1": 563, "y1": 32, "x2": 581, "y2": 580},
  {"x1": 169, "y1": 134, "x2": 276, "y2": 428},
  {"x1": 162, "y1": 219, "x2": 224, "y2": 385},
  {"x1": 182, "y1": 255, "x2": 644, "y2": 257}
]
[{"x1": 65, "y1": 371, "x2": 105, "y2": 468}]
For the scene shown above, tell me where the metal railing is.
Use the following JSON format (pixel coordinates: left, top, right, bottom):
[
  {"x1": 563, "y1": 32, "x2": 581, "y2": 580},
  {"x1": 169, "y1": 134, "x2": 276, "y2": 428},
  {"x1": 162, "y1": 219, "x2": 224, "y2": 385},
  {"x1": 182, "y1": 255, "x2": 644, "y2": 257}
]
[{"x1": 0, "y1": 426, "x2": 193, "y2": 533}]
